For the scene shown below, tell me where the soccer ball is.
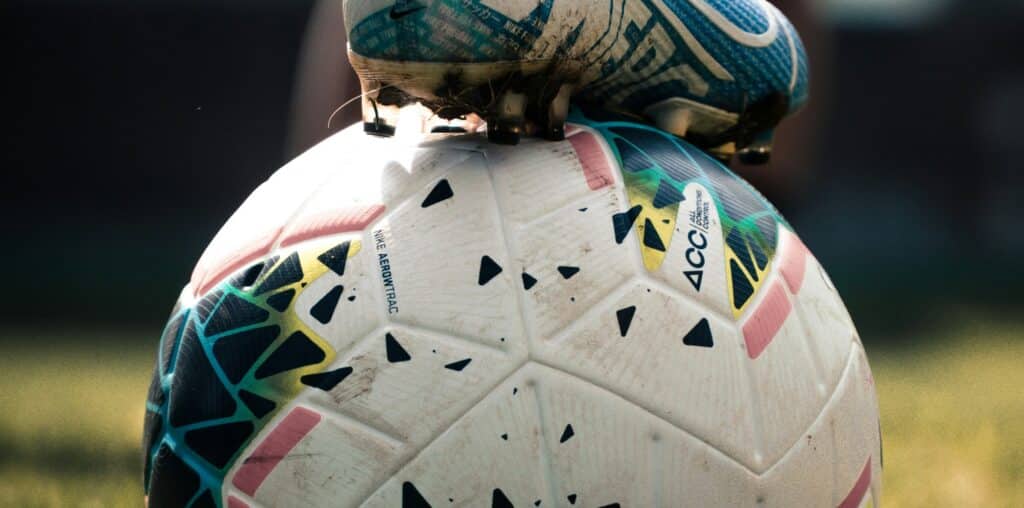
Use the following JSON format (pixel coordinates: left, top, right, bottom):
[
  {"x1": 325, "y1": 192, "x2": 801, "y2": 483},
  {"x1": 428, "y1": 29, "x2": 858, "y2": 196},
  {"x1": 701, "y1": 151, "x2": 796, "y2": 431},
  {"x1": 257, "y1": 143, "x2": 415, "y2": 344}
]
[{"x1": 143, "y1": 113, "x2": 881, "y2": 507}]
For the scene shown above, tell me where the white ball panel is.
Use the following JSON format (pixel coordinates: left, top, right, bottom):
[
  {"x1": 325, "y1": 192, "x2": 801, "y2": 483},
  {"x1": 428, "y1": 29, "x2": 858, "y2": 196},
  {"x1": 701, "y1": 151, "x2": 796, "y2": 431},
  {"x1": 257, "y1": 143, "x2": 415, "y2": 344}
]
[
  {"x1": 376, "y1": 153, "x2": 526, "y2": 350},
  {"x1": 536, "y1": 364, "x2": 759, "y2": 507},
  {"x1": 529, "y1": 283, "x2": 763, "y2": 470},
  {"x1": 509, "y1": 191, "x2": 634, "y2": 342},
  {"x1": 360, "y1": 367, "x2": 551, "y2": 507},
  {"x1": 793, "y1": 254, "x2": 859, "y2": 395},
  {"x1": 743, "y1": 285, "x2": 831, "y2": 470},
  {"x1": 247, "y1": 405, "x2": 404, "y2": 507},
  {"x1": 302, "y1": 324, "x2": 521, "y2": 451},
  {"x1": 489, "y1": 138, "x2": 612, "y2": 225}
]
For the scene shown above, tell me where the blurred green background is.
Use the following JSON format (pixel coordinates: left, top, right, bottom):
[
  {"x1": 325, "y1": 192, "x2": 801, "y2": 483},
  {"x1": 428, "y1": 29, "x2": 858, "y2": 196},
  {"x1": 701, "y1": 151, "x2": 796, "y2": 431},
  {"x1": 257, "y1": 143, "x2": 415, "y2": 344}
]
[{"x1": 3, "y1": 0, "x2": 1023, "y2": 506}]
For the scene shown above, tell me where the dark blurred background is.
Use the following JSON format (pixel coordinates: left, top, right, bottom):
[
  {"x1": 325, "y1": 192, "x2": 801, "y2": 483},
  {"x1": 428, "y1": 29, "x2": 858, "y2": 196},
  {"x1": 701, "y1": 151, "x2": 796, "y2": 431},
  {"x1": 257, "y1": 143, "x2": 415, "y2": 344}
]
[
  {"x1": 3, "y1": 0, "x2": 1024, "y2": 505},
  {"x1": 5, "y1": 0, "x2": 1024, "y2": 335}
]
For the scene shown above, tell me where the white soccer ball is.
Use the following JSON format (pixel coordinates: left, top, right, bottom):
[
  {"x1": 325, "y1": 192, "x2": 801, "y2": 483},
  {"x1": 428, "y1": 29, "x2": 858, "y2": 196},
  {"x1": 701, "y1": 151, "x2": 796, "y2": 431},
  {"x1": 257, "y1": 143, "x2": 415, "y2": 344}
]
[{"x1": 143, "y1": 115, "x2": 881, "y2": 508}]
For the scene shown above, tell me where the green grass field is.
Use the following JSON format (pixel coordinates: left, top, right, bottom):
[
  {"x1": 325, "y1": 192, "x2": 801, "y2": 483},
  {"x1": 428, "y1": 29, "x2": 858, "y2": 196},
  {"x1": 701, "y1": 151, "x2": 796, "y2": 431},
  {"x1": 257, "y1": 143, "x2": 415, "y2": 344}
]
[{"x1": 1, "y1": 316, "x2": 1021, "y2": 507}]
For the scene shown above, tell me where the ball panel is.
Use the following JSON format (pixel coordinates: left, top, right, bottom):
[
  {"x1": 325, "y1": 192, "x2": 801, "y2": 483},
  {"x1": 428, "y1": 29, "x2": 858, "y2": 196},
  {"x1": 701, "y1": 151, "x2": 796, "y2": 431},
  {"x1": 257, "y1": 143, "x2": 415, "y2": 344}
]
[
  {"x1": 759, "y1": 344, "x2": 880, "y2": 508},
  {"x1": 360, "y1": 367, "x2": 552, "y2": 507},
  {"x1": 507, "y1": 187, "x2": 635, "y2": 342},
  {"x1": 757, "y1": 340, "x2": 860, "y2": 505},
  {"x1": 377, "y1": 143, "x2": 478, "y2": 208},
  {"x1": 784, "y1": 233, "x2": 859, "y2": 395},
  {"x1": 740, "y1": 268, "x2": 831, "y2": 468},
  {"x1": 535, "y1": 364, "x2": 759, "y2": 507},
  {"x1": 361, "y1": 363, "x2": 760, "y2": 507},
  {"x1": 737, "y1": 226, "x2": 866, "y2": 471},
  {"x1": 299, "y1": 323, "x2": 522, "y2": 462},
  {"x1": 489, "y1": 137, "x2": 609, "y2": 225},
  {"x1": 377, "y1": 153, "x2": 526, "y2": 350},
  {"x1": 233, "y1": 404, "x2": 402, "y2": 507},
  {"x1": 529, "y1": 283, "x2": 763, "y2": 470},
  {"x1": 228, "y1": 406, "x2": 321, "y2": 499}
]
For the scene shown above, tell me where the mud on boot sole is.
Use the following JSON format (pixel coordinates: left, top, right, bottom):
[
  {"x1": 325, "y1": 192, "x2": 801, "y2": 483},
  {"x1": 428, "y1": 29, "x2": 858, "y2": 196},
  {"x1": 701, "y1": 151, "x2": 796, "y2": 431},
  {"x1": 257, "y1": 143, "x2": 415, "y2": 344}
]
[{"x1": 349, "y1": 50, "x2": 787, "y2": 163}]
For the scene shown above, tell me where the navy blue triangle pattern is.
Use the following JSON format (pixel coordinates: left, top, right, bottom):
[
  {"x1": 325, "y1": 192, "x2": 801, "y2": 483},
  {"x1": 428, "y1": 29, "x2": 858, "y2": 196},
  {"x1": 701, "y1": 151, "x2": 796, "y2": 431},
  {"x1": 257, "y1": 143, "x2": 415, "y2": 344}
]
[{"x1": 143, "y1": 240, "x2": 362, "y2": 506}]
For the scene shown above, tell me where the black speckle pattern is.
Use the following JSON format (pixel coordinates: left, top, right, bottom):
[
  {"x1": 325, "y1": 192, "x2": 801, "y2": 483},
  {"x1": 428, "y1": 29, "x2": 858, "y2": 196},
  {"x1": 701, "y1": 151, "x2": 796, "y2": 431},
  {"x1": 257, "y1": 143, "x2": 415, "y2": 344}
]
[
  {"x1": 422, "y1": 179, "x2": 455, "y2": 207},
  {"x1": 616, "y1": 306, "x2": 636, "y2": 337},
  {"x1": 683, "y1": 318, "x2": 714, "y2": 348},
  {"x1": 559, "y1": 424, "x2": 575, "y2": 443},
  {"x1": 557, "y1": 266, "x2": 580, "y2": 279},
  {"x1": 479, "y1": 256, "x2": 504, "y2": 286},
  {"x1": 386, "y1": 332, "x2": 412, "y2": 363},
  {"x1": 492, "y1": 488, "x2": 514, "y2": 508},
  {"x1": 521, "y1": 272, "x2": 538, "y2": 290},
  {"x1": 444, "y1": 358, "x2": 472, "y2": 372},
  {"x1": 402, "y1": 481, "x2": 433, "y2": 508},
  {"x1": 567, "y1": 494, "x2": 578, "y2": 505}
]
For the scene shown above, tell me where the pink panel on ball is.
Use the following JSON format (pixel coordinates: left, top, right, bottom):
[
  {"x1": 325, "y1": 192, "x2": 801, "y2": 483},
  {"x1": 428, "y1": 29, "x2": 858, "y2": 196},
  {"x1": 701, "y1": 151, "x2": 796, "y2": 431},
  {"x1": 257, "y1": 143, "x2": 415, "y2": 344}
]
[
  {"x1": 231, "y1": 407, "x2": 322, "y2": 497},
  {"x1": 568, "y1": 131, "x2": 614, "y2": 191},
  {"x1": 742, "y1": 281, "x2": 792, "y2": 359},
  {"x1": 778, "y1": 229, "x2": 810, "y2": 294},
  {"x1": 226, "y1": 496, "x2": 250, "y2": 508},
  {"x1": 837, "y1": 458, "x2": 872, "y2": 508},
  {"x1": 191, "y1": 228, "x2": 281, "y2": 298},
  {"x1": 279, "y1": 204, "x2": 385, "y2": 248}
]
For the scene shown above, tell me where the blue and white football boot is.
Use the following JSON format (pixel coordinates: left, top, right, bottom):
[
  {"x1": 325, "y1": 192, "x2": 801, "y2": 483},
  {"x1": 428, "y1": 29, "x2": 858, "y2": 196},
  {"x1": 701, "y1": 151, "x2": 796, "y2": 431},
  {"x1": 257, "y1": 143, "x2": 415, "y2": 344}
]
[{"x1": 345, "y1": 0, "x2": 808, "y2": 163}]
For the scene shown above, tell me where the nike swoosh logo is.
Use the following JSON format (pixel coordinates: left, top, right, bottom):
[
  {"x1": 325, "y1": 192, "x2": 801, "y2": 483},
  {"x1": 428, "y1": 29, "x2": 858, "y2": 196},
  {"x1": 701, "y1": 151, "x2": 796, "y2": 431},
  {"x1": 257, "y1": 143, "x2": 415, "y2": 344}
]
[{"x1": 389, "y1": 4, "x2": 425, "y2": 20}]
